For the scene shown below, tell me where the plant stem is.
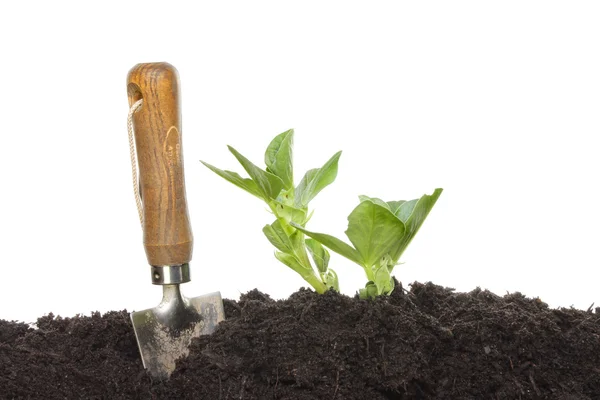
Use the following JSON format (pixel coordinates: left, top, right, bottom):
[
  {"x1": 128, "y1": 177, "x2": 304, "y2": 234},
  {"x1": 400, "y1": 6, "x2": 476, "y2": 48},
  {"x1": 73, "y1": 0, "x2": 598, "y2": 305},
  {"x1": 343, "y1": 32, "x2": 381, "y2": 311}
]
[
  {"x1": 303, "y1": 273, "x2": 327, "y2": 294},
  {"x1": 364, "y1": 266, "x2": 375, "y2": 282}
]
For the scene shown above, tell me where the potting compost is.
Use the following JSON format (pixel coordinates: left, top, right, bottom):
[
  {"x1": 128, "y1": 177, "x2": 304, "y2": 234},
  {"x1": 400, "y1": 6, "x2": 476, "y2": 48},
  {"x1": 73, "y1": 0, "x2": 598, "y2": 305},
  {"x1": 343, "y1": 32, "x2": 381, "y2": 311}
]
[{"x1": 1, "y1": 280, "x2": 599, "y2": 399}]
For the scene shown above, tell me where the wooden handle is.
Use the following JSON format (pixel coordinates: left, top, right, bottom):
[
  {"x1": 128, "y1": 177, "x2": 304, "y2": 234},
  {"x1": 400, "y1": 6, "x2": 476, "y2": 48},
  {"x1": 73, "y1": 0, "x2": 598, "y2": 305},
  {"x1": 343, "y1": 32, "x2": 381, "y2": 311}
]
[{"x1": 127, "y1": 62, "x2": 193, "y2": 266}]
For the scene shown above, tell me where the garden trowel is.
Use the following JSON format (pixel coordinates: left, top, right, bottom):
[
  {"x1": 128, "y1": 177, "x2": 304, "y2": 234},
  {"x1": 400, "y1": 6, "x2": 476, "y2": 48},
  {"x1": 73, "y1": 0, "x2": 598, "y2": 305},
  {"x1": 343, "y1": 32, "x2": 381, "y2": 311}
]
[{"x1": 126, "y1": 62, "x2": 225, "y2": 379}]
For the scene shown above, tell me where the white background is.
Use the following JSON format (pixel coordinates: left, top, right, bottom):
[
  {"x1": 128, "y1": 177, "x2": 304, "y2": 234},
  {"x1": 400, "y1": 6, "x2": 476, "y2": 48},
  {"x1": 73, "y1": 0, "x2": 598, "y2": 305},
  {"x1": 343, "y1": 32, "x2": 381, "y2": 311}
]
[{"x1": 1, "y1": 2, "x2": 598, "y2": 322}]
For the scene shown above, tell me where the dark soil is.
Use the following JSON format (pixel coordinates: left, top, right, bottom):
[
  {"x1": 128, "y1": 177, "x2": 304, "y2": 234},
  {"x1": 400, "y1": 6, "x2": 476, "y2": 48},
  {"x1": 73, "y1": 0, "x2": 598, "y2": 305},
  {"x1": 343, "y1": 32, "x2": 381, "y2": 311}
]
[{"x1": 2, "y1": 281, "x2": 599, "y2": 399}]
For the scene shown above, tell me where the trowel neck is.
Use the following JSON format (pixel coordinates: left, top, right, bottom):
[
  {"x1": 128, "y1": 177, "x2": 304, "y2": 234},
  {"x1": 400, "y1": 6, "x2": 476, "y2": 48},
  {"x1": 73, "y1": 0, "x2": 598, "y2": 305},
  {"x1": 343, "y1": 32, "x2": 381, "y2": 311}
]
[{"x1": 159, "y1": 284, "x2": 187, "y2": 307}]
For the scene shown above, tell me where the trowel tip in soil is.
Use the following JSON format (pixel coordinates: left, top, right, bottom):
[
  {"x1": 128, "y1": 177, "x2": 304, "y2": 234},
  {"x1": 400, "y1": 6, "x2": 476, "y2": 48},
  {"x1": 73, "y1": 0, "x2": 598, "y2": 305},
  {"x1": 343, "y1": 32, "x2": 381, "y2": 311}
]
[{"x1": 130, "y1": 286, "x2": 225, "y2": 379}]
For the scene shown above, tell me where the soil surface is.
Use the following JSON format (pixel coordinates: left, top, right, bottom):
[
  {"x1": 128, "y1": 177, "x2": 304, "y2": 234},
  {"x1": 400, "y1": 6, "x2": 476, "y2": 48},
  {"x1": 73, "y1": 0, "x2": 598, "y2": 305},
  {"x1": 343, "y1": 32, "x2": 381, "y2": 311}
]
[{"x1": 1, "y1": 281, "x2": 599, "y2": 399}]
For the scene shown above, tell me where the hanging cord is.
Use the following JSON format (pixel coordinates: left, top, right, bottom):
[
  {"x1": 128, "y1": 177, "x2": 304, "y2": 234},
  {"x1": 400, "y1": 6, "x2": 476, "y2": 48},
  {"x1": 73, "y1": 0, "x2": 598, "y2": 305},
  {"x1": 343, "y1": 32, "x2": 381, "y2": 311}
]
[{"x1": 127, "y1": 99, "x2": 144, "y2": 227}]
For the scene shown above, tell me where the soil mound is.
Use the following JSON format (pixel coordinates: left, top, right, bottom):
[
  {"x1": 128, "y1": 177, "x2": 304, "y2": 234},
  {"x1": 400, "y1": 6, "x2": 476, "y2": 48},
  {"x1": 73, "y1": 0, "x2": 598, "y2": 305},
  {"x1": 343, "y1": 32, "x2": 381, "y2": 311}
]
[{"x1": 1, "y1": 281, "x2": 599, "y2": 399}]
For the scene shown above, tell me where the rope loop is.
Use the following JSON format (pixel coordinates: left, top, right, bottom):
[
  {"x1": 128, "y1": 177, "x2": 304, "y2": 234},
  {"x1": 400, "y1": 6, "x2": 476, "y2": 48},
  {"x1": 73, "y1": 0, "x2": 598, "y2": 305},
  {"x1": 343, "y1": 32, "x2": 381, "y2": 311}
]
[{"x1": 127, "y1": 99, "x2": 144, "y2": 227}]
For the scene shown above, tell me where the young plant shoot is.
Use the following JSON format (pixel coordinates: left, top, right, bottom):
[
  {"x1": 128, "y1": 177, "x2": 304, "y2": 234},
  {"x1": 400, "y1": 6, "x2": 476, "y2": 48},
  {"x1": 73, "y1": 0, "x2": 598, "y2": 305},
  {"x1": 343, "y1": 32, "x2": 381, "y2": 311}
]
[
  {"x1": 202, "y1": 129, "x2": 442, "y2": 299},
  {"x1": 293, "y1": 189, "x2": 443, "y2": 299},
  {"x1": 201, "y1": 129, "x2": 341, "y2": 294}
]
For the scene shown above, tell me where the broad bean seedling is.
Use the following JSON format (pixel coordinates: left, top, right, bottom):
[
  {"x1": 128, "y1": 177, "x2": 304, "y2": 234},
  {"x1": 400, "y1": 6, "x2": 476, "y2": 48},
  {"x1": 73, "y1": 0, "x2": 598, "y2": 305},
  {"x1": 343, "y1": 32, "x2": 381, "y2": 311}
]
[{"x1": 201, "y1": 129, "x2": 441, "y2": 298}]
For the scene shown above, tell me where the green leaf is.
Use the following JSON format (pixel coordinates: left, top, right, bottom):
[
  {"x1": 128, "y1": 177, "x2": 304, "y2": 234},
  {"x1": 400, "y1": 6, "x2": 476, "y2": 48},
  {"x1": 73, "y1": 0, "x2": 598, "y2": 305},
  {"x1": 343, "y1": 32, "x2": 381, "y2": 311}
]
[
  {"x1": 389, "y1": 188, "x2": 443, "y2": 262},
  {"x1": 394, "y1": 199, "x2": 418, "y2": 223},
  {"x1": 322, "y1": 269, "x2": 339, "y2": 292},
  {"x1": 276, "y1": 187, "x2": 295, "y2": 206},
  {"x1": 359, "y1": 195, "x2": 390, "y2": 211},
  {"x1": 274, "y1": 251, "x2": 312, "y2": 279},
  {"x1": 379, "y1": 253, "x2": 395, "y2": 272},
  {"x1": 359, "y1": 282, "x2": 378, "y2": 300},
  {"x1": 263, "y1": 220, "x2": 292, "y2": 253},
  {"x1": 201, "y1": 161, "x2": 264, "y2": 200},
  {"x1": 304, "y1": 209, "x2": 315, "y2": 224},
  {"x1": 295, "y1": 151, "x2": 342, "y2": 207},
  {"x1": 265, "y1": 129, "x2": 294, "y2": 189},
  {"x1": 228, "y1": 146, "x2": 284, "y2": 200},
  {"x1": 345, "y1": 200, "x2": 405, "y2": 268},
  {"x1": 373, "y1": 259, "x2": 393, "y2": 296},
  {"x1": 295, "y1": 168, "x2": 317, "y2": 205},
  {"x1": 305, "y1": 238, "x2": 330, "y2": 274},
  {"x1": 291, "y1": 223, "x2": 363, "y2": 266},
  {"x1": 272, "y1": 201, "x2": 307, "y2": 226},
  {"x1": 386, "y1": 200, "x2": 406, "y2": 215},
  {"x1": 289, "y1": 229, "x2": 308, "y2": 258}
]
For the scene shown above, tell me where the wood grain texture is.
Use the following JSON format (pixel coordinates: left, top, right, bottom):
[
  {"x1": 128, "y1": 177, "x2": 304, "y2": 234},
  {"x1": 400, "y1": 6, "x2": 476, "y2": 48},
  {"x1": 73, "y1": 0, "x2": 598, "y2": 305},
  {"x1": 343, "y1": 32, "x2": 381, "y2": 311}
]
[{"x1": 127, "y1": 63, "x2": 193, "y2": 266}]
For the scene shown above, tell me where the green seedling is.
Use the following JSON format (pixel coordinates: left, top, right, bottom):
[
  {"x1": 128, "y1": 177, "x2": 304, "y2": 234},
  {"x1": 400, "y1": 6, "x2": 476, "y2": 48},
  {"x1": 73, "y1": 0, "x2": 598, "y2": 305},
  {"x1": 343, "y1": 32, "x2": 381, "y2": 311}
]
[
  {"x1": 201, "y1": 129, "x2": 341, "y2": 294},
  {"x1": 202, "y1": 129, "x2": 442, "y2": 299},
  {"x1": 293, "y1": 189, "x2": 443, "y2": 299}
]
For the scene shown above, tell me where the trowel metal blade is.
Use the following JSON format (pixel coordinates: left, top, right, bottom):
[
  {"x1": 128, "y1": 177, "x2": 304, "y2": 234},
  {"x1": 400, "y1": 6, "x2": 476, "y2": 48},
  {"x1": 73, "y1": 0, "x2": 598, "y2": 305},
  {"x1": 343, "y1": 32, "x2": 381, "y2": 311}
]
[{"x1": 130, "y1": 289, "x2": 225, "y2": 379}]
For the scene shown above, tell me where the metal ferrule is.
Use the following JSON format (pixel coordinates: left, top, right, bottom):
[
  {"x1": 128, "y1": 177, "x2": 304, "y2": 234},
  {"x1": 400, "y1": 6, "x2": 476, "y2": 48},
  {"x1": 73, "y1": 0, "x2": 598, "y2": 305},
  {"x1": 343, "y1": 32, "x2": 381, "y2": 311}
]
[{"x1": 151, "y1": 264, "x2": 191, "y2": 285}]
